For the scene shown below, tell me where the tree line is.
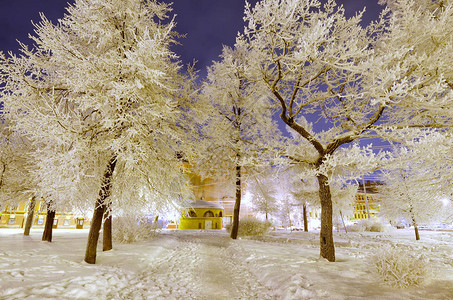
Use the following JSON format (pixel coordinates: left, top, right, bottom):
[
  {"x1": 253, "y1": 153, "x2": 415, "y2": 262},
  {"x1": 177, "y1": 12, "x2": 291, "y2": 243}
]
[{"x1": 0, "y1": 0, "x2": 452, "y2": 263}]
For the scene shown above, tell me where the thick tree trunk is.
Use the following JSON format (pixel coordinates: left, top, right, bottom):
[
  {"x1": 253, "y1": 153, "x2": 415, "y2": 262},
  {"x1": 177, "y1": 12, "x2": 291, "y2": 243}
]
[
  {"x1": 103, "y1": 212, "x2": 112, "y2": 252},
  {"x1": 24, "y1": 196, "x2": 36, "y2": 236},
  {"x1": 303, "y1": 203, "x2": 308, "y2": 232},
  {"x1": 317, "y1": 174, "x2": 335, "y2": 262},
  {"x1": 42, "y1": 207, "x2": 55, "y2": 242},
  {"x1": 414, "y1": 225, "x2": 420, "y2": 241},
  {"x1": 84, "y1": 156, "x2": 117, "y2": 264},
  {"x1": 230, "y1": 164, "x2": 242, "y2": 240}
]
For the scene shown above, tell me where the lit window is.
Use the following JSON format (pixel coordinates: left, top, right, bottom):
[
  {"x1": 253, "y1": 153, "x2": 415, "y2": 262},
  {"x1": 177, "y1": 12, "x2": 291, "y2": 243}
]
[{"x1": 203, "y1": 211, "x2": 214, "y2": 217}]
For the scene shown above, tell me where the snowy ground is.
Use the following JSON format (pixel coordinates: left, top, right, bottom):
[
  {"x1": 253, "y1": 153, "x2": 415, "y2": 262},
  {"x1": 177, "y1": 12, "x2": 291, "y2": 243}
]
[{"x1": 0, "y1": 227, "x2": 452, "y2": 299}]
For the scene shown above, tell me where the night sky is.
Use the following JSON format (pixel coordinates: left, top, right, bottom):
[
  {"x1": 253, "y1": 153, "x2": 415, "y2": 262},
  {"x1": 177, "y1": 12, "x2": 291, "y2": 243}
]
[{"x1": 0, "y1": 0, "x2": 384, "y2": 78}]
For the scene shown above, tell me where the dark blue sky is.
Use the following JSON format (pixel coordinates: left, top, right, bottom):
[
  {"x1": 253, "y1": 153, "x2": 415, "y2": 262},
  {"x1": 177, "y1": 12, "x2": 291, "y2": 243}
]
[{"x1": 0, "y1": 0, "x2": 383, "y2": 78}]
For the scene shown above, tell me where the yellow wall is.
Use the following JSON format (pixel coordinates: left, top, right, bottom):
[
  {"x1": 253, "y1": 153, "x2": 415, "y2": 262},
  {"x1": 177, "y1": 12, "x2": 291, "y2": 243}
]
[
  {"x1": 182, "y1": 162, "x2": 236, "y2": 217},
  {"x1": 179, "y1": 207, "x2": 224, "y2": 230},
  {"x1": 0, "y1": 199, "x2": 88, "y2": 229},
  {"x1": 352, "y1": 193, "x2": 380, "y2": 220}
]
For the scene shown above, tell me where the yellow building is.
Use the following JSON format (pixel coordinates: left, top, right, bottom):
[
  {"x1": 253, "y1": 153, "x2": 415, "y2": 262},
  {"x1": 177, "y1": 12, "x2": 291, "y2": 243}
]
[
  {"x1": 182, "y1": 161, "x2": 236, "y2": 225},
  {"x1": 0, "y1": 199, "x2": 87, "y2": 229},
  {"x1": 352, "y1": 181, "x2": 381, "y2": 221},
  {"x1": 179, "y1": 200, "x2": 224, "y2": 230}
]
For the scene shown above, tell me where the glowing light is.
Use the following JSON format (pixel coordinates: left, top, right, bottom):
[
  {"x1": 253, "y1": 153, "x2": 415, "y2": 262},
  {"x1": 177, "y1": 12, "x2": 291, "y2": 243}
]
[{"x1": 440, "y1": 198, "x2": 451, "y2": 206}]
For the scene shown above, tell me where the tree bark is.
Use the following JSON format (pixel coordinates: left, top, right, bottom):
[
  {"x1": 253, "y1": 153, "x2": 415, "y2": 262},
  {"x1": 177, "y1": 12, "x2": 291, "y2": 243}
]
[
  {"x1": 23, "y1": 196, "x2": 36, "y2": 236},
  {"x1": 42, "y1": 206, "x2": 55, "y2": 242},
  {"x1": 84, "y1": 156, "x2": 117, "y2": 264},
  {"x1": 103, "y1": 211, "x2": 112, "y2": 251},
  {"x1": 303, "y1": 203, "x2": 308, "y2": 232},
  {"x1": 230, "y1": 163, "x2": 242, "y2": 239},
  {"x1": 412, "y1": 217, "x2": 420, "y2": 240},
  {"x1": 317, "y1": 173, "x2": 335, "y2": 262}
]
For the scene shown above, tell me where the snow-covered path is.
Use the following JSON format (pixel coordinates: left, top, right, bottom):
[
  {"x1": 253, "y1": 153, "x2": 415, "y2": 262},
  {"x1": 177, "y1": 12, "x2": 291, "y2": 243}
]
[
  {"x1": 1, "y1": 228, "x2": 452, "y2": 299},
  {"x1": 0, "y1": 230, "x2": 277, "y2": 299},
  {"x1": 142, "y1": 233, "x2": 275, "y2": 299}
]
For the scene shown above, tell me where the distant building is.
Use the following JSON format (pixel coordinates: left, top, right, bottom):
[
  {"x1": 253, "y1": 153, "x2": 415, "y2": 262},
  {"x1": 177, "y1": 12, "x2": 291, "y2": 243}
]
[
  {"x1": 182, "y1": 161, "x2": 241, "y2": 226},
  {"x1": 0, "y1": 199, "x2": 87, "y2": 229},
  {"x1": 179, "y1": 200, "x2": 224, "y2": 230},
  {"x1": 352, "y1": 181, "x2": 382, "y2": 221}
]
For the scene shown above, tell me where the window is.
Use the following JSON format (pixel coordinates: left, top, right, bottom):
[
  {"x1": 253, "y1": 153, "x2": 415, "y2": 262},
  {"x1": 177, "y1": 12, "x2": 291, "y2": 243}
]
[
  {"x1": 188, "y1": 210, "x2": 197, "y2": 218},
  {"x1": 17, "y1": 202, "x2": 26, "y2": 212},
  {"x1": 63, "y1": 219, "x2": 70, "y2": 226},
  {"x1": 8, "y1": 218, "x2": 15, "y2": 225},
  {"x1": 203, "y1": 211, "x2": 214, "y2": 217},
  {"x1": 37, "y1": 217, "x2": 44, "y2": 225},
  {"x1": 219, "y1": 211, "x2": 223, "y2": 217}
]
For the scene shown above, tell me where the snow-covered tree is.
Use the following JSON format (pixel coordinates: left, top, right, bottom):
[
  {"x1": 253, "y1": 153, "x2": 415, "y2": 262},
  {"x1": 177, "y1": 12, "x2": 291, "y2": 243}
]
[
  {"x1": 248, "y1": 173, "x2": 279, "y2": 222},
  {"x1": 367, "y1": 0, "x2": 453, "y2": 229},
  {"x1": 198, "y1": 45, "x2": 281, "y2": 239},
  {"x1": 0, "y1": 118, "x2": 33, "y2": 206},
  {"x1": 277, "y1": 196, "x2": 297, "y2": 229},
  {"x1": 237, "y1": 0, "x2": 450, "y2": 261},
  {"x1": 281, "y1": 167, "x2": 318, "y2": 232},
  {"x1": 403, "y1": 131, "x2": 453, "y2": 202},
  {"x1": 0, "y1": 0, "x2": 196, "y2": 264},
  {"x1": 377, "y1": 147, "x2": 448, "y2": 240},
  {"x1": 236, "y1": 0, "x2": 390, "y2": 261},
  {"x1": 288, "y1": 167, "x2": 356, "y2": 232},
  {"x1": 365, "y1": 0, "x2": 453, "y2": 126}
]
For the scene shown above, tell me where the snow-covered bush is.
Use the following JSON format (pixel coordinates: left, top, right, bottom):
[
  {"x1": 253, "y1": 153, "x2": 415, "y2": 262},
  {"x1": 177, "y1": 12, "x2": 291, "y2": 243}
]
[
  {"x1": 371, "y1": 246, "x2": 432, "y2": 288},
  {"x1": 226, "y1": 217, "x2": 272, "y2": 236},
  {"x1": 347, "y1": 218, "x2": 386, "y2": 232},
  {"x1": 111, "y1": 216, "x2": 160, "y2": 244}
]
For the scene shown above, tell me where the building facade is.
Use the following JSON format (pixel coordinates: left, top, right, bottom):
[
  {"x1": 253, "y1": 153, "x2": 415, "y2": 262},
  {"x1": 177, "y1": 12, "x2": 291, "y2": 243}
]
[
  {"x1": 0, "y1": 199, "x2": 87, "y2": 229},
  {"x1": 179, "y1": 200, "x2": 224, "y2": 230},
  {"x1": 352, "y1": 181, "x2": 381, "y2": 221}
]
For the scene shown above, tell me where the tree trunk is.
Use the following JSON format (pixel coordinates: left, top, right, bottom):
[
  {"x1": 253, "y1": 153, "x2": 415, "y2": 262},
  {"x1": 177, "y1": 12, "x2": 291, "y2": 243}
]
[
  {"x1": 288, "y1": 211, "x2": 293, "y2": 232},
  {"x1": 23, "y1": 196, "x2": 36, "y2": 236},
  {"x1": 42, "y1": 207, "x2": 55, "y2": 242},
  {"x1": 230, "y1": 164, "x2": 242, "y2": 239},
  {"x1": 340, "y1": 210, "x2": 348, "y2": 233},
  {"x1": 414, "y1": 225, "x2": 420, "y2": 241},
  {"x1": 412, "y1": 217, "x2": 420, "y2": 240},
  {"x1": 103, "y1": 211, "x2": 112, "y2": 251},
  {"x1": 303, "y1": 203, "x2": 308, "y2": 232},
  {"x1": 85, "y1": 156, "x2": 117, "y2": 264},
  {"x1": 317, "y1": 174, "x2": 335, "y2": 262}
]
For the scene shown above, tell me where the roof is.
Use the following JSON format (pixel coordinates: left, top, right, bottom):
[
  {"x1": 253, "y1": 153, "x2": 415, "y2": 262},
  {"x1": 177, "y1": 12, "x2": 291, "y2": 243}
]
[{"x1": 183, "y1": 200, "x2": 224, "y2": 209}]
